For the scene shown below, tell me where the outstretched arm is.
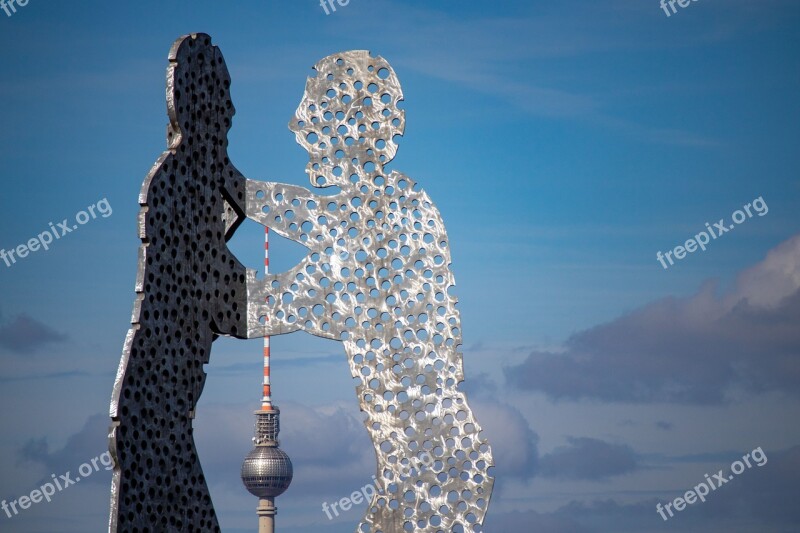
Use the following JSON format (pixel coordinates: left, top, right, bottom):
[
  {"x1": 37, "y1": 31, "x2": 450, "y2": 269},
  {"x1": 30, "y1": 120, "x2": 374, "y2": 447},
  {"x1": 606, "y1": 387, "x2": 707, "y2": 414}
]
[
  {"x1": 235, "y1": 176, "x2": 342, "y2": 340},
  {"x1": 245, "y1": 269, "x2": 304, "y2": 339},
  {"x1": 245, "y1": 179, "x2": 326, "y2": 246}
]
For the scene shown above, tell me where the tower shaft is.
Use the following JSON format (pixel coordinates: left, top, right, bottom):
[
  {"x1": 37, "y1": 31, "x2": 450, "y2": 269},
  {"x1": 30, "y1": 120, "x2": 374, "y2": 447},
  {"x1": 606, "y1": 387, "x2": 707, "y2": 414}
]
[{"x1": 258, "y1": 497, "x2": 276, "y2": 533}]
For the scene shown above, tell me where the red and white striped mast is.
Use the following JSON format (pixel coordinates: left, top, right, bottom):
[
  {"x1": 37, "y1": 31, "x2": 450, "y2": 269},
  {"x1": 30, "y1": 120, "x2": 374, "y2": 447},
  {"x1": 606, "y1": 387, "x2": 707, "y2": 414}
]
[
  {"x1": 262, "y1": 226, "x2": 272, "y2": 411},
  {"x1": 241, "y1": 225, "x2": 293, "y2": 533}
]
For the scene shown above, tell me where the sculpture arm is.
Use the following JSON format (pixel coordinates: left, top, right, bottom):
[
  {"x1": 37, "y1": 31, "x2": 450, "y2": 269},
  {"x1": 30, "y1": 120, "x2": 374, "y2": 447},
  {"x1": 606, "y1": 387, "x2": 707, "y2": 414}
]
[
  {"x1": 245, "y1": 268, "x2": 305, "y2": 339},
  {"x1": 245, "y1": 179, "x2": 324, "y2": 245}
]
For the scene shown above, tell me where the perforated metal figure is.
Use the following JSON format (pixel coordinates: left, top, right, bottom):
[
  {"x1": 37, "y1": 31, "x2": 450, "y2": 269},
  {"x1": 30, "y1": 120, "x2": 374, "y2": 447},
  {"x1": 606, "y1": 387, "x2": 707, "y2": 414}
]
[
  {"x1": 245, "y1": 51, "x2": 494, "y2": 532},
  {"x1": 108, "y1": 33, "x2": 250, "y2": 531}
]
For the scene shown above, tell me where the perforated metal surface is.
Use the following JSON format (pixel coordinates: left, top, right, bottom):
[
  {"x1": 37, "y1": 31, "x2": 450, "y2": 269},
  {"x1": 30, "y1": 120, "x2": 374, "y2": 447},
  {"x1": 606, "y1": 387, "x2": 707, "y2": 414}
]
[
  {"x1": 245, "y1": 51, "x2": 494, "y2": 532},
  {"x1": 111, "y1": 37, "x2": 493, "y2": 533},
  {"x1": 108, "y1": 33, "x2": 248, "y2": 532}
]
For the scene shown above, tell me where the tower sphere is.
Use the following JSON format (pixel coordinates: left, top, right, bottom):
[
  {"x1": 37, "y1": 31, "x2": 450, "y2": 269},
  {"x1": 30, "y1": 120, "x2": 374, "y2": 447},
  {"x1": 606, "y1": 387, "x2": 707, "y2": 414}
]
[{"x1": 241, "y1": 446, "x2": 294, "y2": 498}]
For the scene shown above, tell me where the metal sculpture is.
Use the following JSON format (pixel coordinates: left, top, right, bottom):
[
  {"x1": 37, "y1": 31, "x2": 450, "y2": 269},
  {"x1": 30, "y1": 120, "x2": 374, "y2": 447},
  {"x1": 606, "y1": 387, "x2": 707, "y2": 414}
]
[
  {"x1": 246, "y1": 50, "x2": 494, "y2": 532},
  {"x1": 108, "y1": 33, "x2": 249, "y2": 532},
  {"x1": 110, "y1": 34, "x2": 493, "y2": 532}
]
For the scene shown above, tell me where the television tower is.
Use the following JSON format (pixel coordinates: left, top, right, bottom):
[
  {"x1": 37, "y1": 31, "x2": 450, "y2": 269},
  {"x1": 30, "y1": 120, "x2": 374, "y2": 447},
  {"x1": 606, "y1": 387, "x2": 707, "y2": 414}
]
[{"x1": 241, "y1": 226, "x2": 293, "y2": 533}]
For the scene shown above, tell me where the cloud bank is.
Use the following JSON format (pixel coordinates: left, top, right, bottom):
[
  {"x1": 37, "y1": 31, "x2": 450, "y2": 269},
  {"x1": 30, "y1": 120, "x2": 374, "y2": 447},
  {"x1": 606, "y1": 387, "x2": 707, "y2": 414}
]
[
  {"x1": 0, "y1": 313, "x2": 67, "y2": 354},
  {"x1": 507, "y1": 235, "x2": 800, "y2": 404}
]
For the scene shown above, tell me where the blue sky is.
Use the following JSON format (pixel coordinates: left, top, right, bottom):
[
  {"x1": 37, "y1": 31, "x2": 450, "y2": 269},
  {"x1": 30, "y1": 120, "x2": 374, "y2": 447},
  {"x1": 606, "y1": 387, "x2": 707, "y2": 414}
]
[{"x1": 1, "y1": 0, "x2": 799, "y2": 531}]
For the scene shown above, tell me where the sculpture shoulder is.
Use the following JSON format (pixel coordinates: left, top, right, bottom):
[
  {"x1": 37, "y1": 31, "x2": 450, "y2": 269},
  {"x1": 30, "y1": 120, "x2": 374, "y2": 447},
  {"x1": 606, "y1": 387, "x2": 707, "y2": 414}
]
[
  {"x1": 137, "y1": 150, "x2": 176, "y2": 207},
  {"x1": 386, "y1": 170, "x2": 445, "y2": 221}
]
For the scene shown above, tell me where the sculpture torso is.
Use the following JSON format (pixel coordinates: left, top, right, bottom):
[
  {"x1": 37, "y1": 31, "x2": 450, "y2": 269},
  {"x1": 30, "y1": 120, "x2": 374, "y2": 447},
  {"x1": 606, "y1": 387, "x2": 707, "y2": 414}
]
[{"x1": 246, "y1": 168, "x2": 495, "y2": 531}]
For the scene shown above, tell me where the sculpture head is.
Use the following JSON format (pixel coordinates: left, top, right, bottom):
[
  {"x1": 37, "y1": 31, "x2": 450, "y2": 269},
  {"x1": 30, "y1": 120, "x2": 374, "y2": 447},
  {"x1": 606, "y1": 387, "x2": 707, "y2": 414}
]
[
  {"x1": 289, "y1": 51, "x2": 406, "y2": 189},
  {"x1": 167, "y1": 33, "x2": 236, "y2": 149}
]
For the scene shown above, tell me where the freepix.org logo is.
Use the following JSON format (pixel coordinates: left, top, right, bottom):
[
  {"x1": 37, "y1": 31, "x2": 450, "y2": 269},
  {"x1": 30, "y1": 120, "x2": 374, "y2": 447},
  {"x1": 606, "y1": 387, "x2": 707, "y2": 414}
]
[
  {"x1": 656, "y1": 446, "x2": 767, "y2": 522},
  {"x1": 1, "y1": 451, "x2": 115, "y2": 520},
  {"x1": 319, "y1": 0, "x2": 351, "y2": 15},
  {"x1": 656, "y1": 196, "x2": 768, "y2": 270},
  {"x1": 1, "y1": 198, "x2": 113, "y2": 269},
  {"x1": 1, "y1": 0, "x2": 30, "y2": 18},
  {"x1": 660, "y1": 0, "x2": 700, "y2": 18}
]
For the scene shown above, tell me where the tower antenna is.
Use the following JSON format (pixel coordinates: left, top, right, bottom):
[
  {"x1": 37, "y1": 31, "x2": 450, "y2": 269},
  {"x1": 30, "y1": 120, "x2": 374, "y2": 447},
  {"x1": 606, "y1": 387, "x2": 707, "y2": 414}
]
[{"x1": 241, "y1": 226, "x2": 293, "y2": 533}]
